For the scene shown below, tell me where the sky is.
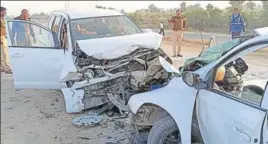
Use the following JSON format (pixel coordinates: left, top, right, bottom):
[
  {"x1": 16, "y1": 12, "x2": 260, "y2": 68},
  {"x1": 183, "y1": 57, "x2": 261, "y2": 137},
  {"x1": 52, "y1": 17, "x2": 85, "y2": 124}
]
[{"x1": 1, "y1": 1, "x2": 263, "y2": 16}]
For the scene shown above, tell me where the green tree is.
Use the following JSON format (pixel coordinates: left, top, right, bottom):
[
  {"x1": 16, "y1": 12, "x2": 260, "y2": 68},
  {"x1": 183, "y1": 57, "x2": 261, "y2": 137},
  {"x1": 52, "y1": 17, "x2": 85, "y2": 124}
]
[
  {"x1": 148, "y1": 4, "x2": 160, "y2": 13},
  {"x1": 228, "y1": 1, "x2": 245, "y2": 11},
  {"x1": 108, "y1": 7, "x2": 115, "y2": 10},
  {"x1": 206, "y1": 4, "x2": 214, "y2": 13},
  {"x1": 126, "y1": 1, "x2": 265, "y2": 33},
  {"x1": 185, "y1": 4, "x2": 207, "y2": 31},
  {"x1": 244, "y1": 0, "x2": 256, "y2": 10},
  {"x1": 261, "y1": 0, "x2": 268, "y2": 25},
  {"x1": 180, "y1": 2, "x2": 186, "y2": 12}
]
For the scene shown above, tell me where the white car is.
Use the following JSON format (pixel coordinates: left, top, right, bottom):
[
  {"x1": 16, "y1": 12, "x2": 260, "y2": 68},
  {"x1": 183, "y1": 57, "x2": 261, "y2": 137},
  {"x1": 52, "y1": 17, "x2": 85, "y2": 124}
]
[
  {"x1": 128, "y1": 28, "x2": 268, "y2": 144},
  {"x1": 5, "y1": 9, "x2": 172, "y2": 113}
]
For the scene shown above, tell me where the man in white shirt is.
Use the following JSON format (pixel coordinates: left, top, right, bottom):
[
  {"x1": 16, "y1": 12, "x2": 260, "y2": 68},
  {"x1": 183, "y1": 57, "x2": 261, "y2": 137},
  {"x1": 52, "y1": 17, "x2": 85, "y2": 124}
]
[{"x1": 159, "y1": 21, "x2": 165, "y2": 36}]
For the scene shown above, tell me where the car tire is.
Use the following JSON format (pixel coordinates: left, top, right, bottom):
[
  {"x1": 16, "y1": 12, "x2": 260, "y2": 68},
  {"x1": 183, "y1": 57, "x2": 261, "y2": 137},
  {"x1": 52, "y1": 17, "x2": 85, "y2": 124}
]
[
  {"x1": 147, "y1": 115, "x2": 179, "y2": 144},
  {"x1": 147, "y1": 115, "x2": 202, "y2": 144}
]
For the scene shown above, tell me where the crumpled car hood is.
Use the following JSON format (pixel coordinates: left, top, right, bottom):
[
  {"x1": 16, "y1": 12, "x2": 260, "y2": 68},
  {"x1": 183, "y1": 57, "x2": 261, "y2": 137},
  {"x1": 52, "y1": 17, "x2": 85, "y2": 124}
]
[{"x1": 76, "y1": 32, "x2": 163, "y2": 59}]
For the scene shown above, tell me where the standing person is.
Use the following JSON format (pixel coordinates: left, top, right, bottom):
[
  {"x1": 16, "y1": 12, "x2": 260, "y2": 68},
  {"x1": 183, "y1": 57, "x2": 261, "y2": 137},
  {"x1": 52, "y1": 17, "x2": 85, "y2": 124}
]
[
  {"x1": 159, "y1": 21, "x2": 165, "y2": 36},
  {"x1": 12, "y1": 9, "x2": 36, "y2": 46},
  {"x1": 168, "y1": 8, "x2": 186, "y2": 57},
  {"x1": 0, "y1": 6, "x2": 12, "y2": 74},
  {"x1": 229, "y1": 7, "x2": 245, "y2": 39}
]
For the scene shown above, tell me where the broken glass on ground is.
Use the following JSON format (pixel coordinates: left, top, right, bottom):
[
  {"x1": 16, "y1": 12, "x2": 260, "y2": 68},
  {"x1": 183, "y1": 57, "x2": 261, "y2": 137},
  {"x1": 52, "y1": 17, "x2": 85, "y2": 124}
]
[{"x1": 72, "y1": 112, "x2": 104, "y2": 127}]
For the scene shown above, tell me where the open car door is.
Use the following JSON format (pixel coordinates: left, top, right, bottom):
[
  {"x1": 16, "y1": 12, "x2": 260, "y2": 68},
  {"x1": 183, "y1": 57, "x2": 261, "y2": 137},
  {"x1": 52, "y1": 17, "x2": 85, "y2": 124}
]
[{"x1": 6, "y1": 20, "x2": 67, "y2": 89}]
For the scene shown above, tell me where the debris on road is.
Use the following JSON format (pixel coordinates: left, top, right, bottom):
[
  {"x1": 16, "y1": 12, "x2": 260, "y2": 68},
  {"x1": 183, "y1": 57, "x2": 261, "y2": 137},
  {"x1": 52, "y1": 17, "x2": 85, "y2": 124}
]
[
  {"x1": 39, "y1": 110, "x2": 55, "y2": 119},
  {"x1": 128, "y1": 132, "x2": 148, "y2": 144},
  {"x1": 72, "y1": 113, "x2": 104, "y2": 127},
  {"x1": 105, "y1": 136, "x2": 126, "y2": 144},
  {"x1": 79, "y1": 136, "x2": 91, "y2": 140}
]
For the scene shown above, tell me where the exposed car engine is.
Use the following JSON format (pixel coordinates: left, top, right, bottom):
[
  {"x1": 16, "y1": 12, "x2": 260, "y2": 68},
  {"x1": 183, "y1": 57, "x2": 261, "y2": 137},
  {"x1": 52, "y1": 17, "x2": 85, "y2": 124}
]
[{"x1": 68, "y1": 45, "x2": 173, "y2": 113}]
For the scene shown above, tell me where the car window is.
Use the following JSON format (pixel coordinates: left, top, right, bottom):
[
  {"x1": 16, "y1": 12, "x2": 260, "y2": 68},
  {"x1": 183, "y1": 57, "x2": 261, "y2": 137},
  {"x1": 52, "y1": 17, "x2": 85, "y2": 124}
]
[
  {"x1": 70, "y1": 15, "x2": 142, "y2": 41},
  {"x1": 212, "y1": 46, "x2": 268, "y2": 105},
  {"x1": 8, "y1": 21, "x2": 57, "y2": 48},
  {"x1": 60, "y1": 19, "x2": 69, "y2": 49},
  {"x1": 48, "y1": 15, "x2": 56, "y2": 27},
  {"x1": 51, "y1": 16, "x2": 62, "y2": 35}
]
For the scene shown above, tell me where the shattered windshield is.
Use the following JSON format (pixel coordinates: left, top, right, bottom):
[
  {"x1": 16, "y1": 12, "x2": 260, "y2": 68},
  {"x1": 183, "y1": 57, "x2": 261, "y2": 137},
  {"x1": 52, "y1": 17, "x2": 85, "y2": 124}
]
[
  {"x1": 70, "y1": 15, "x2": 143, "y2": 41},
  {"x1": 181, "y1": 38, "x2": 243, "y2": 72}
]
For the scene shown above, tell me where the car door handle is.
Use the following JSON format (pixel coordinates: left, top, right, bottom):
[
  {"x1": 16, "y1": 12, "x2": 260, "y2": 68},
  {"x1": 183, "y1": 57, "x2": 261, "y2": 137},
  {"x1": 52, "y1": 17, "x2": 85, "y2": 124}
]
[
  {"x1": 12, "y1": 53, "x2": 24, "y2": 58},
  {"x1": 234, "y1": 126, "x2": 251, "y2": 142}
]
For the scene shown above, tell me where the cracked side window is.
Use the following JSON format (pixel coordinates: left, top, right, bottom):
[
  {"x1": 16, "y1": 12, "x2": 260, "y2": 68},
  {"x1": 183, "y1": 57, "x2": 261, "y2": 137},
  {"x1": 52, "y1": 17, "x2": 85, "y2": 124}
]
[{"x1": 213, "y1": 47, "x2": 268, "y2": 105}]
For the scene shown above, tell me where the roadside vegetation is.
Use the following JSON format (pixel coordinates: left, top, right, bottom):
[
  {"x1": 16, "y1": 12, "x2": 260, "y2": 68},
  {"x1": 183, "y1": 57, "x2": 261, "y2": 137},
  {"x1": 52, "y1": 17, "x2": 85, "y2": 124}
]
[{"x1": 6, "y1": 1, "x2": 268, "y2": 34}]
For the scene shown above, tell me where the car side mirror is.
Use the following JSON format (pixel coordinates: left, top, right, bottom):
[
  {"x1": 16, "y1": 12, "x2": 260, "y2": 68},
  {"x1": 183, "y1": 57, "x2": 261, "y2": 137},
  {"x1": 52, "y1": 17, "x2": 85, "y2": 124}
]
[
  {"x1": 143, "y1": 28, "x2": 153, "y2": 33},
  {"x1": 182, "y1": 71, "x2": 207, "y2": 89}
]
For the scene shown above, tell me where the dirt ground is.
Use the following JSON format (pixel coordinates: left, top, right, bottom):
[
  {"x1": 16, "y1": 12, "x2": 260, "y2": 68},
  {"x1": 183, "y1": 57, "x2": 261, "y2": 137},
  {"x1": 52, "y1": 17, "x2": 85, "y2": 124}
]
[{"x1": 1, "y1": 41, "x2": 267, "y2": 144}]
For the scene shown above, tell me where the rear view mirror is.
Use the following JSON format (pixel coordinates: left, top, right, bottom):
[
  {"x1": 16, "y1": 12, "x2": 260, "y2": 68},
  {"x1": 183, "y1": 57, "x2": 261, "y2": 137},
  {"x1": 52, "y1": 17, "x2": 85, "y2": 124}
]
[
  {"x1": 182, "y1": 72, "x2": 196, "y2": 87},
  {"x1": 182, "y1": 71, "x2": 206, "y2": 89}
]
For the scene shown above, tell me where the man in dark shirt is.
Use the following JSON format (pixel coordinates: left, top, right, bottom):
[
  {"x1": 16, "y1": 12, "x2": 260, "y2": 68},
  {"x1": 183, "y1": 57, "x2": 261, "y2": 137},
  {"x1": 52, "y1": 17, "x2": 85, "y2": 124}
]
[
  {"x1": 12, "y1": 9, "x2": 36, "y2": 46},
  {"x1": 168, "y1": 8, "x2": 186, "y2": 57}
]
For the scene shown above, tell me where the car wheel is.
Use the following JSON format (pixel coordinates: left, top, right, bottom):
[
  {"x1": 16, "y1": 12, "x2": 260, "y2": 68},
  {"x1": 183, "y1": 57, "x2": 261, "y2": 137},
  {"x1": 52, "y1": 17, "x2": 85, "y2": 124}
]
[
  {"x1": 147, "y1": 115, "x2": 202, "y2": 144},
  {"x1": 147, "y1": 115, "x2": 180, "y2": 144}
]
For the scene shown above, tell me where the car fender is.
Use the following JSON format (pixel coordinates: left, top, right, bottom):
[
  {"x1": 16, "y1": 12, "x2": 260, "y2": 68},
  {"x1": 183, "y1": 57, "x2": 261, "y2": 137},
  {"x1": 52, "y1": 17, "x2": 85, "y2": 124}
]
[{"x1": 128, "y1": 77, "x2": 198, "y2": 144}]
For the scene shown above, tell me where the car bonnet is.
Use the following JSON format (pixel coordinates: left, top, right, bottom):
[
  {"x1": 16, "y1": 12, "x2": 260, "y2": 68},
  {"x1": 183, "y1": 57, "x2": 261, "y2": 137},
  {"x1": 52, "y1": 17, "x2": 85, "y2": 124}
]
[{"x1": 75, "y1": 32, "x2": 163, "y2": 59}]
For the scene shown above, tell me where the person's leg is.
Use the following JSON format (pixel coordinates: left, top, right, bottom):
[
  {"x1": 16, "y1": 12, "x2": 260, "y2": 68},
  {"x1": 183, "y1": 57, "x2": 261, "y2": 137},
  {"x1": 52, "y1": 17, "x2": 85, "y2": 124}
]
[
  {"x1": 163, "y1": 29, "x2": 165, "y2": 36},
  {"x1": 231, "y1": 32, "x2": 240, "y2": 39},
  {"x1": 159, "y1": 29, "x2": 164, "y2": 35},
  {"x1": 172, "y1": 30, "x2": 178, "y2": 57},
  {"x1": 1, "y1": 40, "x2": 6, "y2": 72},
  {"x1": 176, "y1": 30, "x2": 183, "y2": 57},
  {"x1": 1, "y1": 37, "x2": 12, "y2": 73},
  {"x1": 17, "y1": 34, "x2": 26, "y2": 46},
  {"x1": 28, "y1": 33, "x2": 33, "y2": 46},
  {"x1": 25, "y1": 33, "x2": 33, "y2": 47},
  {"x1": 237, "y1": 32, "x2": 241, "y2": 37}
]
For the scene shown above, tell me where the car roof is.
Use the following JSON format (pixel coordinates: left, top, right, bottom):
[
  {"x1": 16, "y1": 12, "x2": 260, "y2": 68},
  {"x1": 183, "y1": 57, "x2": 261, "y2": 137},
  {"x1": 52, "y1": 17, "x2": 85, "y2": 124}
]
[
  {"x1": 51, "y1": 8, "x2": 123, "y2": 20},
  {"x1": 254, "y1": 27, "x2": 268, "y2": 36}
]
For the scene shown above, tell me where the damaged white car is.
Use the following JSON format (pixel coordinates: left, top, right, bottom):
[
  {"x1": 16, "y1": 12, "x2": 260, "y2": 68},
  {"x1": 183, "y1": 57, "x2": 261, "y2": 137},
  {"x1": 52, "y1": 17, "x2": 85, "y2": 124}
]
[
  {"x1": 6, "y1": 9, "x2": 173, "y2": 114},
  {"x1": 128, "y1": 28, "x2": 268, "y2": 144}
]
